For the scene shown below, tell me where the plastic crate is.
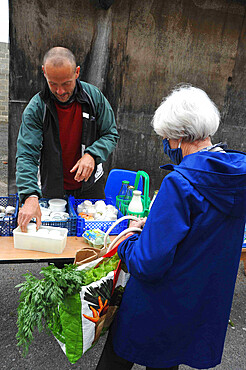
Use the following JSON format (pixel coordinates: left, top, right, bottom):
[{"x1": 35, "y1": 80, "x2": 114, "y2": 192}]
[
  {"x1": 0, "y1": 194, "x2": 19, "y2": 236},
  {"x1": 39, "y1": 198, "x2": 77, "y2": 236},
  {"x1": 69, "y1": 196, "x2": 128, "y2": 236}
]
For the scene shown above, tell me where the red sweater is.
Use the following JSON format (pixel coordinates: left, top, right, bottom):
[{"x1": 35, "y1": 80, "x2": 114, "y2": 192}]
[{"x1": 55, "y1": 101, "x2": 83, "y2": 190}]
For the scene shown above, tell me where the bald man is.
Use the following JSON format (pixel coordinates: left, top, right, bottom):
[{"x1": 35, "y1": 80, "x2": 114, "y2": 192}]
[{"x1": 16, "y1": 47, "x2": 119, "y2": 232}]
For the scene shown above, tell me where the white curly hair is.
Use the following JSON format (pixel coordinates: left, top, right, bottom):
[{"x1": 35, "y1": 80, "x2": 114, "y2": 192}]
[{"x1": 151, "y1": 85, "x2": 220, "y2": 141}]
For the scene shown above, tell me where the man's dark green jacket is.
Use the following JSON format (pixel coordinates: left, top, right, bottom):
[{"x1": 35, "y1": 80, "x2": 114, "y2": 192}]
[{"x1": 16, "y1": 80, "x2": 119, "y2": 203}]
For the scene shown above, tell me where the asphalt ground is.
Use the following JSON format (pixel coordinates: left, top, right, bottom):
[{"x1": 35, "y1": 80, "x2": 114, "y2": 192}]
[{"x1": 0, "y1": 123, "x2": 246, "y2": 369}]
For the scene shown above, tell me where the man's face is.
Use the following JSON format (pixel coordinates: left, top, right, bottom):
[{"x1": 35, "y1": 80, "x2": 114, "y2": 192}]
[{"x1": 42, "y1": 61, "x2": 80, "y2": 103}]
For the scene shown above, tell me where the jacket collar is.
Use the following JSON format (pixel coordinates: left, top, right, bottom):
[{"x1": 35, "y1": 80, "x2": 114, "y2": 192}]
[{"x1": 39, "y1": 79, "x2": 91, "y2": 107}]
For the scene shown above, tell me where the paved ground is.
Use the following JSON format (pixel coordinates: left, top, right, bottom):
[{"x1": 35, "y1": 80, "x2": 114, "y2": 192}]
[{"x1": 0, "y1": 122, "x2": 246, "y2": 369}]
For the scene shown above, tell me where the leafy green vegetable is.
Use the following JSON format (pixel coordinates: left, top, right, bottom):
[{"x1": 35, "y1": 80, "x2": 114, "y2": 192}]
[
  {"x1": 83, "y1": 253, "x2": 119, "y2": 285},
  {"x1": 59, "y1": 294, "x2": 83, "y2": 363},
  {"x1": 16, "y1": 254, "x2": 120, "y2": 356},
  {"x1": 16, "y1": 264, "x2": 86, "y2": 356}
]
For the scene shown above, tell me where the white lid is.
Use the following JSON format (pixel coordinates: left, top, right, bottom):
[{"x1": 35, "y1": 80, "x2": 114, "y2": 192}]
[
  {"x1": 48, "y1": 198, "x2": 67, "y2": 206},
  {"x1": 133, "y1": 190, "x2": 142, "y2": 195}
]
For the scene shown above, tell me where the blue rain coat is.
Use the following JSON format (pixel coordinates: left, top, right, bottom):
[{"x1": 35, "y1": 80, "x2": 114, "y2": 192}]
[{"x1": 112, "y1": 150, "x2": 246, "y2": 369}]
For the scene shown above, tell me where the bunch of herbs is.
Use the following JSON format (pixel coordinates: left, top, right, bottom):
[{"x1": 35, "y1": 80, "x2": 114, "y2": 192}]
[{"x1": 16, "y1": 263, "x2": 86, "y2": 356}]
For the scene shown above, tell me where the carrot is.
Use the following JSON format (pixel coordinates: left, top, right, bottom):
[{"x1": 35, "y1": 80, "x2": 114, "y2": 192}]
[
  {"x1": 98, "y1": 298, "x2": 108, "y2": 314},
  {"x1": 83, "y1": 314, "x2": 99, "y2": 323},
  {"x1": 90, "y1": 306, "x2": 99, "y2": 319},
  {"x1": 98, "y1": 296, "x2": 103, "y2": 309}
]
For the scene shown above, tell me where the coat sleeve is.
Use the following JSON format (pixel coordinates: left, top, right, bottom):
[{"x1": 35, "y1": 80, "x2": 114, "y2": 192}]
[
  {"x1": 82, "y1": 84, "x2": 119, "y2": 164},
  {"x1": 16, "y1": 95, "x2": 44, "y2": 203},
  {"x1": 117, "y1": 172, "x2": 191, "y2": 282}
]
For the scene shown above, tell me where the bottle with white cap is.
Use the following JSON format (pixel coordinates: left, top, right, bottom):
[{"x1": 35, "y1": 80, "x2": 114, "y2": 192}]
[{"x1": 127, "y1": 190, "x2": 143, "y2": 214}]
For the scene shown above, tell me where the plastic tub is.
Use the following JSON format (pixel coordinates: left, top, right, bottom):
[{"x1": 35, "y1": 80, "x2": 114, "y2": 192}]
[
  {"x1": 48, "y1": 198, "x2": 67, "y2": 212},
  {"x1": 13, "y1": 225, "x2": 68, "y2": 254}
]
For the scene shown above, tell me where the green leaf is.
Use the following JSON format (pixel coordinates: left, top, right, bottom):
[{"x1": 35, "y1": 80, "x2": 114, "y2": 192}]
[{"x1": 59, "y1": 294, "x2": 83, "y2": 364}]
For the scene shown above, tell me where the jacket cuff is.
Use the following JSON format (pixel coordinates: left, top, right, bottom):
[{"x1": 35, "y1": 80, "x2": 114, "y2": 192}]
[
  {"x1": 21, "y1": 191, "x2": 41, "y2": 204},
  {"x1": 84, "y1": 150, "x2": 100, "y2": 163}
]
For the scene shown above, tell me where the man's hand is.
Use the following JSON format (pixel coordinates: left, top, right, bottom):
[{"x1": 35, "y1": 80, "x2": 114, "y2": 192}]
[
  {"x1": 70, "y1": 153, "x2": 95, "y2": 182},
  {"x1": 18, "y1": 197, "x2": 42, "y2": 232}
]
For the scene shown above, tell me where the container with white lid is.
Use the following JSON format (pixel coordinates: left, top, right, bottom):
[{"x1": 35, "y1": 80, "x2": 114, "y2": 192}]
[{"x1": 48, "y1": 198, "x2": 67, "y2": 212}]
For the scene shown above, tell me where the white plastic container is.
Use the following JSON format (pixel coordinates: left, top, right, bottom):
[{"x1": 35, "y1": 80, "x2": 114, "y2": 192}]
[
  {"x1": 13, "y1": 225, "x2": 68, "y2": 254},
  {"x1": 26, "y1": 223, "x2": 37, "y2": 233},
  {"x1": 48, "y1": 198, "x2": 67, "y2": 212},
  {"x1": 40, "y1": 207, "x2": 51, "y2": 217}
]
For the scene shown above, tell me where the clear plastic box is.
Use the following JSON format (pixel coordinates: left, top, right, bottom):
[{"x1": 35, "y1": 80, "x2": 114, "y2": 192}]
[{"x1": 13, "y1": 225, "x2": 68, "y2": 254}]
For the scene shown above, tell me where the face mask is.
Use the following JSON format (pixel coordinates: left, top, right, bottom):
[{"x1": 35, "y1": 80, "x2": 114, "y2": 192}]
[{"x1": 163, "y1": 138, "x2": 183, "y2": 165}]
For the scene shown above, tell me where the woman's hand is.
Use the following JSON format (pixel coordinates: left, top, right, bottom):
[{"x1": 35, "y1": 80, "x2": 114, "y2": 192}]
[{"x1": 129, "y1": 217, "x2": 147, "y2": 230}]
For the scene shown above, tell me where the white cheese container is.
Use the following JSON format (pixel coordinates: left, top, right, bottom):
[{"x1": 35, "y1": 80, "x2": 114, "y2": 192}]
[
  {"x1": 13, "y1": 225, "x2": 68, "y2": 254},
  {"x1": 48, "y1": 198, "x2": 67, "y2": 212}
]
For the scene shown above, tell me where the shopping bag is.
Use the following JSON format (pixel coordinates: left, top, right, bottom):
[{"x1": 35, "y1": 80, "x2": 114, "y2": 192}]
[
  {"x1": 53, "y1": 239, "x2": 129, "y2": 363},
  {"x1": 53, "y1": 216, "x2": 142, "y2": 364}
]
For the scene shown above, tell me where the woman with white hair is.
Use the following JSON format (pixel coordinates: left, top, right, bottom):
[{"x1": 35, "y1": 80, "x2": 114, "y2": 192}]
[
  {"x1": 96, "y1": 86, "x2": 246, "y2": 370},
  {"x1": 154, "y1": 85, "x2": 222, "y2": 164}
]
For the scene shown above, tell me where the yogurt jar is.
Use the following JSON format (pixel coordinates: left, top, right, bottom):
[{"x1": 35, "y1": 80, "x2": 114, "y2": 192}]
[
  {"x1": 77, "y1": 203, "x2": 84, "y2": 214},
  {"x1": 0, "y1": 206, "x2": 6, "y2": 213},
  {"x1": 41, "y1": 215, "x2": 51, "y2": 222},
  {"x1": 106, "y1": 204, "x2": 115, "y2": 213},
  {"x1": 50, "y1": 212, "x2": 69, "y2": 221},
  {"x1": 26, "y1": 223, "x2": 37, "y2": 234},
  {"x1": 48, "y1": 199, "x2": 67, "y2": 212},
  {"x1": 83, "y1": 200, "x2": 93, "y2": 208},
  {"x1": 40, "y1": 208, "x2": 51, "y2": 217},
  {"x1": 5, "y1": 206, "x2": 15, "y2": 215},
  {"x1": 36, "y1": 228, "x2": 49, "y2": 237},
  {"x1": 95, "y1": 200, "x2": 106, "y2": 213},
  {"x1": 87, "y1": 205, "x2": 96, "y2": 217}
]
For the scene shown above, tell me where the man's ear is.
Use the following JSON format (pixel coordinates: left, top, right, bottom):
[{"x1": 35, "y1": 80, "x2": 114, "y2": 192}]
[
  {"x1": 42, "y1": 65, "x2": 46, "y2": 77},
  {"x1": 75, "y1": 66, "x2": 80, "y2": 78}
]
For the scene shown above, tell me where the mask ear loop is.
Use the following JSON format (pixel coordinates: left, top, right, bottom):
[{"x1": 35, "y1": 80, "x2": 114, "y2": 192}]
[{"x1": 178, "y1": 139, "x2": 183, "y2": 148}]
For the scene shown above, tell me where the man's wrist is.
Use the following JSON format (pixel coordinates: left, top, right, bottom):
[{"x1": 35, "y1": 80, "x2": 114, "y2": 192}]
[
  {"x1": 22, "y1": 192, "x2": 40, "y2": 204},
  {"x1": 84, "y1": 151, "x2": 97, "y2": 162}
]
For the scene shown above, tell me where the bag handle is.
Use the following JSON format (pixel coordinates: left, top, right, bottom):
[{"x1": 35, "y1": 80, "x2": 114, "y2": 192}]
[
  {"x1": 134, "y1": 171, "x2": 150, "y2": 210},
  {"x1": 103, "y1": 215, "x2": 142, "y2": 252}
]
